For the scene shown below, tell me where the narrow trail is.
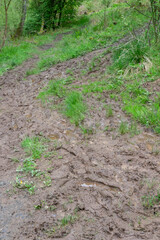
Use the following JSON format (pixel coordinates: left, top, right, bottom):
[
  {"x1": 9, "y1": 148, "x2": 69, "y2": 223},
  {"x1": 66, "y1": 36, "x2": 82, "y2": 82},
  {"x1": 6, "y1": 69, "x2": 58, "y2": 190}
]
[{"x1": 1, "y1": 29, "x2": 160, "y2": 240}]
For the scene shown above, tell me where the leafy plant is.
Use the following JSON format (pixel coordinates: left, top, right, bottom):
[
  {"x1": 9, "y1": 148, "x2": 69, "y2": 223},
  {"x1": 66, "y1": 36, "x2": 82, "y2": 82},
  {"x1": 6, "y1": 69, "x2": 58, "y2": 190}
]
[{"x1": 14, "y1": 176, "x2": 35, "y2": 195}]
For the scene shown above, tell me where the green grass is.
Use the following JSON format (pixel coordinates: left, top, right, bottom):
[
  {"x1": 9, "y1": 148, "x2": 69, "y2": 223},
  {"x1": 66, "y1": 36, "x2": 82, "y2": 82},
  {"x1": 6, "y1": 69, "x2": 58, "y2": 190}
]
[
  {"x1": 14, "y1": 176, "x2": 35, "y2": 195},
  {"x1": 60, "y1": 215, "x2": 77, "y2": 227},
  {"x1": 16, "y1": 157, "x2": 43, "y2": 177},
  {"x1": 21, "y1": 136, "x2": 47, "y2": 159},
  {"x1": 63, "y1": 91, "x2": 87, "y2": 126},
  {"x1": 111, "y1": 37, "x2": 149, "y2": 71},
  {"x1": 28, "y1": 4, "x2": 147, "y2": 74},
  {"x1": 0, "y1": 2, "x2": 148, "y2": 76},
  {"x1": 12, "y1": 136, "x2": 52, "y2": 194},
  {"x1": 118, "y1": 121, "x2": 129, "y2": 135},
  {"x1": 118, "y1": 121, "x2": 140, "y2": 136},
  {"x1": 0, "y1": 29, "x2": 72, "y2": 76},
  {"x1": 38, "y1": 79, "x2": 67, "y2": 103},
  {"x1": 0, "y1": 42, "x2": 36, "y2": 75},
  {"x1": 38, "y1": 80, "x2": 87, "y2": 126},
  {"x1": 105, "y1": 104, "x2": 113, "y2": 117}
]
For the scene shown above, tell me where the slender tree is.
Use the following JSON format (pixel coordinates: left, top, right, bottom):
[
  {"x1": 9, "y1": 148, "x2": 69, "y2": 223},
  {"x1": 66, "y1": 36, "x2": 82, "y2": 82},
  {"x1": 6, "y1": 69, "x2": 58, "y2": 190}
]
[
  {"x1": 0, "y1": 0, "x2": 12, "y2": 50},
  {"x1": 14, "y1": 0, "x2": 28, "y2": 37}
]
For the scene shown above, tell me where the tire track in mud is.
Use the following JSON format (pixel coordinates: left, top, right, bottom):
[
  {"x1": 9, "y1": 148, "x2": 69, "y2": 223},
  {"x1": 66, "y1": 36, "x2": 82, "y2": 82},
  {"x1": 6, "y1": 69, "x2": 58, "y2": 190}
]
[{"x1": 1, "y1": 26, "x2": 160, "y2": 239}]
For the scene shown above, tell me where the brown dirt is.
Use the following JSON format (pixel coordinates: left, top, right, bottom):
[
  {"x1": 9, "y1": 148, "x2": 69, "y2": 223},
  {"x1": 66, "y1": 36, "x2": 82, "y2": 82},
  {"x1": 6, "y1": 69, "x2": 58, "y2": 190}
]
[{"x1": 1, "y1": 30, "x2": 160, "y2": 240}]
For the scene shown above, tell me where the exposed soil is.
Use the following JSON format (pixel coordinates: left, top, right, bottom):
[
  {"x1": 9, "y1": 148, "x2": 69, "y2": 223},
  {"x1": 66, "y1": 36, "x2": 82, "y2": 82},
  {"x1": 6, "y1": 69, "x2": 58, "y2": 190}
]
[{"x1": 1, "y1": 29, "x2": 160, "y2": 240}]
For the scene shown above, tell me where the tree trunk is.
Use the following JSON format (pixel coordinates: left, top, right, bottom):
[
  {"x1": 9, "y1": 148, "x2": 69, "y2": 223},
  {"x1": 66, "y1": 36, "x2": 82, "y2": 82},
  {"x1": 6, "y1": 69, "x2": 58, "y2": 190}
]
[
  {"x1": 14, "y1": 0, "x2": 28, "y2": 38},
  {"x1": 0, "y1": 0, "x2": 12, "y2": 50},
  {"x1": 58, "y1": 0, "x2": 66, "y2": 27}
]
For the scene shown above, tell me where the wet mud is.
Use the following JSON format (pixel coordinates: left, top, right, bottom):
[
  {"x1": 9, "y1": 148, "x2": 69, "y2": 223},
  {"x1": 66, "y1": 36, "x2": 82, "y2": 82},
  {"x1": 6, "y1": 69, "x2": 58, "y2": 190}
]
[{"x1": 1, "y1": 29, "x2": 160, "y2": 240}]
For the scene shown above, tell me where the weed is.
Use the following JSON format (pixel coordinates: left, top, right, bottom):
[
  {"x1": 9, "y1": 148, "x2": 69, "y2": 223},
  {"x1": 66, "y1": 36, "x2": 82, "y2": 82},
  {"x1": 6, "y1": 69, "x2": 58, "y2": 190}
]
[
  {"x1": 63, "y1": 91, "x2": 86, "y2": 126},
  {"x1": 21, "y1": 136, "x2": 46, "y2": 159},
  {"x1": 14, "y1": 176, "x2": 35, "y2": 195},
  {"x1": 142, "y1": 191, "x2": 160, "y2": 209},
  {"x1": 104, "y1": 126, "x2": 109, "y2": 131},
  {"x1": 80, "y1": 125, "x2": 94, "y2": 135},
  {"x1": 145, "y1": 179, "x2": 157, "y2": 190},
  {"x1": 105, "y1": 104, "x2": 113, "y2": 118},
  {"x1": 118, "y1": 121, "x2": 129, "y2": 135},
  {"x1": 16, "y1": 157, "x2": 43, "y2": 177},
  {"x1": 34, "y1": 204, "x2": 42, "y2": 210},
  {"x1": 110, "y1": 94, "x2": 119, "y2": 101},
  {"x1": 66, "y1": 68, "x2": 74, "y2": 75},
  {"x1": 60, "y1": 215, "x2": 77, "y2": 227},
  {"x1": 128, "y1": 121, "x2": 140, "y2": 137},
  {"x1": 68, "y1": 196, "x2": 74, "y2": 204},
  {"x1": 38, "y1": 79, "x2": 66, "y2": 103},
  {"x1": 118, "y1": 121, "x2": 140, "y2": 136},
  {"x1": 25, "y1": 68, "x2": 39, "y2": 76},
  {"x1": 43, "y1": 175, "x2": 52, "y2": 187},
  {"x1": 87, "y1": 55, "x2": 101, "y2": 72}
]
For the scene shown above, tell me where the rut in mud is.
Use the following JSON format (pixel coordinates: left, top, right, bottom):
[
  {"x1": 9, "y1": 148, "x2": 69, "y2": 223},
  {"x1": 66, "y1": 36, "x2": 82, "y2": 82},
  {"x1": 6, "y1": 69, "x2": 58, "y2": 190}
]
[{"x1": 1, "y1": 31, "x2": 160, "y2": 240}]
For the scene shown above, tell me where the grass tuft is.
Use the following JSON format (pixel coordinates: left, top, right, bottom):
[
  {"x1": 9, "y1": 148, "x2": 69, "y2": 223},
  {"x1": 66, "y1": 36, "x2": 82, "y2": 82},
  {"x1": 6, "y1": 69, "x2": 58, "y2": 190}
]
[
  {"x1": 63, "y1": 91, "x2": 86, "y2": 126},
  {"x1": 21, "y1": 136, "x2": 46, "y2": 159}
]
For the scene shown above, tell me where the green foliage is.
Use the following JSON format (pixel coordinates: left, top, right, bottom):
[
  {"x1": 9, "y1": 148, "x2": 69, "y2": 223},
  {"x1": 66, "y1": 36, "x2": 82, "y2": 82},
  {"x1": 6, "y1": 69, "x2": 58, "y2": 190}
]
[
  {"x1": 38, "y1": 79, "x2": 67, "y2": 103},
  {"x1": 24, "y1": 0, "x2": 84, "y2": 34},
  {"x1": 63, "y1": 91, "x2": 86, "y2": 125},
  {"x1": 123, "y1": 100, "x2": 160, "y2": 134},
  {"x1": 13, "y1": 136, "x2": 53, "y2": 194},
  {"x1": 111, "y1": 38, "x2": 149, "y2": 71},
  {"x1": 0, "y1": 42, "x2": 35, "y2": 75},
  {"x1": 21, "y1": 136, "x2": 47, "y2": 159},
  {"x1": 0, "y1": 0, "x2": 22, "y2": 36},
  {"x1": 118, "y1": 121, "x2": 129, "y2": 135},
  {"x1": 60, "y1": 215, "x2": 77, "y2": 226},
  {"x1": 16, "y1": 157, "x2": 43, "y2": 177},
  {"x1": 118, "y1": 121, "x2": 140, "y2": 136},
  {"x1": 14, "y1": 176, "x2": 35, "y2": 195},
  {"x1": 105, "y1": 104, "x2": 113, "y2": 117}
]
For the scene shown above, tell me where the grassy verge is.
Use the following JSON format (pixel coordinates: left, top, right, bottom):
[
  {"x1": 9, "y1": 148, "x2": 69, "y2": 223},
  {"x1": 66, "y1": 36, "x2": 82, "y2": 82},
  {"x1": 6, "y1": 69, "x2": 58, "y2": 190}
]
[
  {"x1": 34, "y1": 4, "x2": 147, "y2": 73},
  {"x1": 0, "y1": 2, "x2": 148, "y2": 76},
  {"x1": 0, "y1": 29, "x2": 72, "y2": 76}
]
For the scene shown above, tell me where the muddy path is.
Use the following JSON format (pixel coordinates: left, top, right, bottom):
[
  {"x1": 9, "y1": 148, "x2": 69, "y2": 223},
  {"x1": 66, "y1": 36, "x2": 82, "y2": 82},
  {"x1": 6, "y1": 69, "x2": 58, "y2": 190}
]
[{"x1": 1, "y1": 28, "x2": 160, "y2": 240}]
